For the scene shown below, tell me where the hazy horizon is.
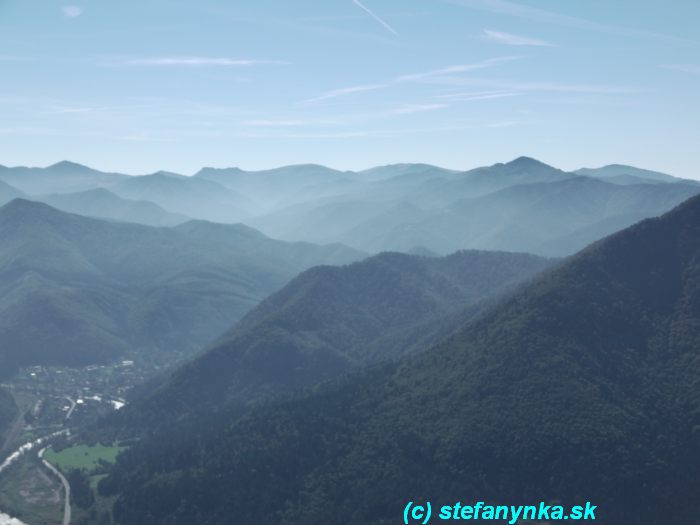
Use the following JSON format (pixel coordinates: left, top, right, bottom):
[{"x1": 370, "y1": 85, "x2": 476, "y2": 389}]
[
  {"x1": 1, "y1": 0, "x2": 698, "y2": 178},
  {"x1": 1, "y1": 156, "x2": 696, "y2": 181}
]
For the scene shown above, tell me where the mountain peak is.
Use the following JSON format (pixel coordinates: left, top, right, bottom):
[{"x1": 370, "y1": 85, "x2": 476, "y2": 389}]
[
  {"x1": 48, "y1": 160, "x2": 92, "y2": 172},
  {"x1": 0, "y1": 198, "x2": 62, "y2": 221},
  {"x1": 505, "y1": 156, "x2": 552, "y2": 169},
  {"x1": 1, "y1": 197, "x2": 43, "y2": 211},
  {"x1": 193, "y1": 167, "x2": 245, "y2": 177}
]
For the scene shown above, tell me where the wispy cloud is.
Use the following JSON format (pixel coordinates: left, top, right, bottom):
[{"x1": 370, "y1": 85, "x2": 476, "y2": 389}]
[
  {"x1": 435, "y1": 90, "x2": 521, "y2": 101},
  {"x1": 422, "y1": 77, "x2": 641, "y2": 94},
  {"x1": 121, "y1": 57, "x2": 284, "y2": 67},
  {"x1": 390, "y1": 103, "x2": 448, "y2": 115},
  {"x1": 395, "y1": 56, "x2": 521, "y2": 82},
  {"x1": 243, "y1": 119, "x2": 310, "y2": 127},
  {"x1": 302, "y1": 57, "x2": 519, "y2": 104},
  {"x1": 302, "y1": 83, "x2": 389, "y2": 104},
  {"x1": 241, "y1": 102, "x2": 450, "y2": 130},
  {"x1": 352, "y1": 0, "x2": 398, "y2": 36},
  {"x1": 493, "y1": 81, "x2": 641, "y2": 94},
  {"x1": 0, "y1": 127, "x2": 59, "y2": 136},
  {"x1": 485, "y1": 120, "x2": 521, "y2": 128},
  {"x1": 447, "y1": 0, "x2": 696, "y2": 45},
  {"x1": 660, "y1": 64, "x2": 700, "y2": 75},
  {"x1": 483, "y1": 29, "x2": 555, "y2": 47},
  {"x1": 62, "y1": 5, "x2": 83, "y2": 18},
  {"x1": 50, "y1": 105, "x2": 102, "y2": 114},
  {"x1": 113, "y1": 133, "x2": 173, "y2": 143}
]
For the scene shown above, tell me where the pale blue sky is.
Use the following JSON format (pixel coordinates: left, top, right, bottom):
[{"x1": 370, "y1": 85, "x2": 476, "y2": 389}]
[{"x1": 1, "y1": 0, "x2": 698, "y2": 177}]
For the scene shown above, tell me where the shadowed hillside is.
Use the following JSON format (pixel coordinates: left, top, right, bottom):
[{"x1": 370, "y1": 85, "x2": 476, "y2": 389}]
[
  {"x1": 104, "y1": 193, "x2": 700, "y2": 525},
  {"x1": 118, "y1": 250, "x2": 553, "y2": 430},
  {"x1": 0, "y1": 199, "x2": 363, "y2": 377}
]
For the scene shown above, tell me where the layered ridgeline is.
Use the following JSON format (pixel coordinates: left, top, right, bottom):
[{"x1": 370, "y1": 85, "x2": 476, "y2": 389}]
[
  {"x1": 0, "y1": 180, "x2": 25, "y2": 206},
  {"x1": 245, "y1": 158, "x2": 700, "y2": 256},
  {"x1": 0, "y1": 162, "x2": 252, "y2": 223},
  {"x1": 104, "y1": 194, "x2": 700, "y2": 524},
  {"x1": 574, "y1": 164, "x2": 682, "y2": 185},
  {"x1": 0, "y1": 161, "x2": 126, "y2": 194},
  {"x1": 2, "y1": 158, "x2": 697, "y2": 257},
  {"x1": 117, "y1": 250, "x2": 552, "y2": 429},
  {"x1": 108, "y1": 172, "x2": 253, "y2": 223},
  {"x1": 0, "y1": 199, "x2": 362, "y2": 377},
  {"x1": 41, "y1": 188, "x2": 188, "y2": 227}
]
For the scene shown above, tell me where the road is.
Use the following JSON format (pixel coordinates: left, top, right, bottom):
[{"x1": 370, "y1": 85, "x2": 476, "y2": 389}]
[
  {"x1": 64, "y1": 398, "x2": 77, "y2": 421},
  {"x1": 39, "y1": 447, "x2": 71, "y2": 525}
]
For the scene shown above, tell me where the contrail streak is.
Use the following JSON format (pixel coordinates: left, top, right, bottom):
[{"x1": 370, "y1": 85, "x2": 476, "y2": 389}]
[{"x1": 352, "y1": 0, "x2": 398, "y2": 36}]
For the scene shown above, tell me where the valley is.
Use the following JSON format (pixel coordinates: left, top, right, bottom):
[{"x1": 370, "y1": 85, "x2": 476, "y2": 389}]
[
  {"x1": 1, "y1": 2, "x2": 697, "y2": 522},
  {"x1": 0, "y1": 156, "x2": 698, "y2": 525},
  {"x1": 0, "y1": 358, "x2": 159, "y2": 525}
]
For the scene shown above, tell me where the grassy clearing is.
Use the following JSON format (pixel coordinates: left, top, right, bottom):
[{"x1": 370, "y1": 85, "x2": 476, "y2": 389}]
[{"x1": 44, "y1": 443, "x2": 126, "y2": 473}]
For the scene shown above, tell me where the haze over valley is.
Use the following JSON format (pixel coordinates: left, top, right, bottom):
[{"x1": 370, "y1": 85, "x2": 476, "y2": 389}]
[{"x1": 1, "y1": 0, "x2": 698, "y2": 523}]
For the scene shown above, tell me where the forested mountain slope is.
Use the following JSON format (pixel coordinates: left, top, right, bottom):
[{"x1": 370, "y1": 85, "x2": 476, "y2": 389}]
[
  {"x1": 0, "y1": 390, "x2": 17, "y2": 446},
  {"x1": 105, "y1": 193, "x2": 700, "y2": 525},
  {"x1": 0, "y1": 199, "x2": 362, "y2": 377},
  {"x1": 122, "y1": 250, "x2": 553, "y2": 428}
]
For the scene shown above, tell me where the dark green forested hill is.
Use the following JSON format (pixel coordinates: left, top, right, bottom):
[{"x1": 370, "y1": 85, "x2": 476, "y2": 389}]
[
  {"x1": 104, "y1": 194, "x2": 700, "y2": 525},
  {"x1": 0, "y1": 199, "x2": 362, "y2": 377},
  {"x1": 0, "y1": 389, "x2": 17, "y2": 445},
  {"x1": 117, "y1": 250, "x2": 552, "y2": 429}
]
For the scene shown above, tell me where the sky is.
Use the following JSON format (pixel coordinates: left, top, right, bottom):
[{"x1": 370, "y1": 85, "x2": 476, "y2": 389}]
[{"x1": 0, "y1": 0, "x2": 698, "y2": 177}]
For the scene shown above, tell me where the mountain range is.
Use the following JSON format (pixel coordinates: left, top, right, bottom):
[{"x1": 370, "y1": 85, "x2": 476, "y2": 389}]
[
  {"x1": 0, "y1": 199, "x2": 362, "y2": 377},
  {"x1": 102, "y1": 193, "x2": 700, "y2": 525},
  {"x1": 1, "y1": 157, "x2": 697, "y2": 257},
  {"x1": 247, "y1": 158, "x2": 700, "y2": 256}
]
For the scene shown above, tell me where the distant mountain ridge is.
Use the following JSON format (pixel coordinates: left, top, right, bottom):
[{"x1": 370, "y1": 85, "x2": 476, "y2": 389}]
[
  {"x1": 0, "y1": 179, "x2": 25, "y2": 206},
  {"x1": 118, "y1": 249, "x2": 553, "y2": 431},
  {"x1": 40, "y1": 188, "x2": 189, "y2": 227},
  {"x1": 0, "y1": 161, "x2": 127, "y2": 194},
  {"x1": 1, "y1": 158, "x2": 697, "y2": 258},
  {"x1": 109, "y1": 172, "x2": 253, "y2": 223},
  {"x1": 575, "y1": 163, "x2": 688, "y2": 184},
  {"x1": 0, "y1": 199, "x2": 363, "y2": 377}
]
